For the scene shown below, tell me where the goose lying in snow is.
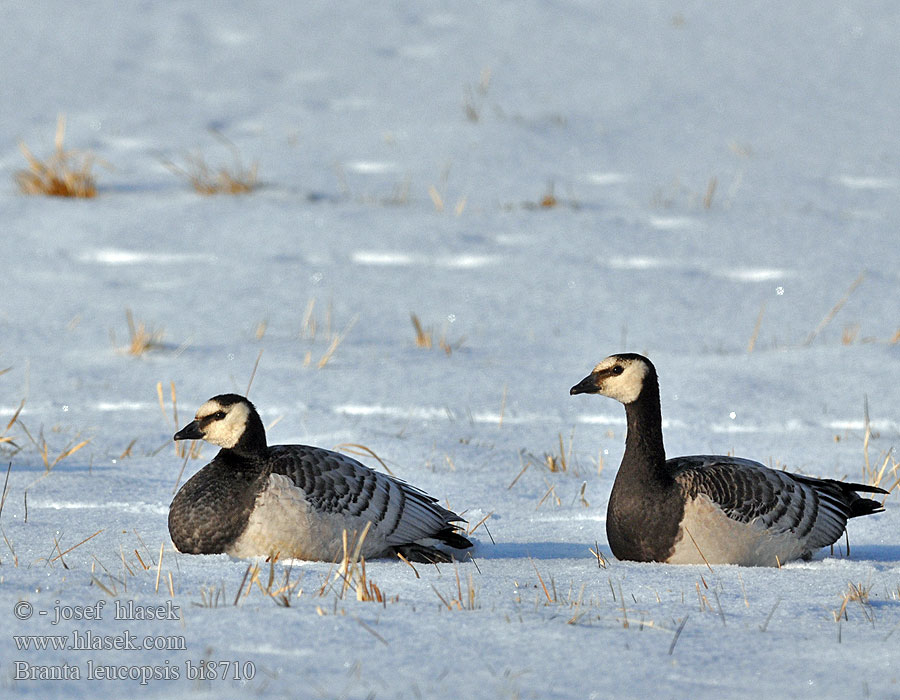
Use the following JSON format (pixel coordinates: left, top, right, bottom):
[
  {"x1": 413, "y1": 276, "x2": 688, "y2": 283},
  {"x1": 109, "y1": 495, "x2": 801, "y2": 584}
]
[
  {"x1": 570, "y1": 353, "x2": 886, "y2": 566},
  {"x1": 168, "y1": 394, "x2": 472, "y2": 563}
]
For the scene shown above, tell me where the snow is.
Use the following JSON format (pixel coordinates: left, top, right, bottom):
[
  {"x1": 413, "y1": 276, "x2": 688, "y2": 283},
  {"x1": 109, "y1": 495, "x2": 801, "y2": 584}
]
[{"x1": 2, "y1": 1, "x2": 900, "y2": 697}]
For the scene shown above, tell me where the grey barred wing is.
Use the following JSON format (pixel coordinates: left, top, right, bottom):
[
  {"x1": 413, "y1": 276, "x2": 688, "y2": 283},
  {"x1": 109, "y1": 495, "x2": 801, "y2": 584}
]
[
  {"x1": 670, "y1": 456, "x2": 849, "y2": 547},
  {"x1": 266, "y1": 445, "x2": 464, "y2": 546}
]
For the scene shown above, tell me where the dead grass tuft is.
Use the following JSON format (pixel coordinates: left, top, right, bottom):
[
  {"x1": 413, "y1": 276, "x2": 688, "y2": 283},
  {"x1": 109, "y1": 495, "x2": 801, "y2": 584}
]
[
  {"x1": 432, "y1": 561, "x2": 477, "y2": 611},
  {"x1": 232, "y1": 558, "x2": 305, "y2": 607},
  {"x1": 539, "y1": 181, "x2": 558, "y2": 208},
  {"x1": 0, "y1": 398, "x2": 24, "y2": 451},
  {"x1": 16, "y1": 115, "x2": 103, "y2": 198},
  {"x1": 833, "y1": 581, "x2": 874, "y2": 622},
  {"x1": 124, "y1": 309, "x2": 164, "y2": 356},
  {"x1": 410, "y1": 313, "x2": 463, "y2": 355},
  {"x1": 165, "y1": 132, "x2": 258, "y2": 195},
  {"x1": 860, "y1": 398, "x2": 899, "y2": 496},
  {"x1": 525, "y1": 430, "x2": 577, "y2": 475},
  {"x1": 841, "y1": 323, "x2": 860, "y2": 345},
  {"x1": 411, "y1": 313, "x2": 433, "y2": 348},
  {"x1": 330, "y1": 525, "x2": 397, "y2": 604},
  {"x1": 299, "y1": 299, "x2": 358, "y2": 369},
  {"x1": 88, "y1": 533, "x2": 178, "y2": 599},
  {"x1": 589, "y1": 542, "x2": 609, "y2": 569},
  {"x1": 314, "y1": 315, "x2": 358, "y2": 369},
  {"x1": 17, "y1": 420, "x2": 90, "y2": 473},
  {"x1": 804, "y1": 272, "x2": 865, "y2": 346},
  {"x1": 462, "y1": 67, "x2": 491, "y2": 122}
]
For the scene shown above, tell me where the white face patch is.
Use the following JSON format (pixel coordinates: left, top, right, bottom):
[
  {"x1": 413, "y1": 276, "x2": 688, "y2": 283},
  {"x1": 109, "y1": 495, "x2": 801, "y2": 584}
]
[
  {"x1": 591, "y1": 355, "x2": 649, "y2": 404},
  {"x1": 196, "y1": 399, "x2": 250, "y2": 449}
]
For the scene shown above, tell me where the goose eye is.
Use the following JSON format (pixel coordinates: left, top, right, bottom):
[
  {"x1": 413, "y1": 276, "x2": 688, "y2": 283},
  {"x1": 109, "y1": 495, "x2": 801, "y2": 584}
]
[
  {"x1": 212, "y1": 411, "x2": 226, "y2": 420},
  {"x1": 611, "y1": 366, "x2": 624, "y2": 375}
]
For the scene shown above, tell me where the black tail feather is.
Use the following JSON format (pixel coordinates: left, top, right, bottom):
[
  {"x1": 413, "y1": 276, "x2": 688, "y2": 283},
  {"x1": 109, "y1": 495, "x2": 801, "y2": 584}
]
[
  {"x1": 436, "y1": 526, "x2": 474, "y2": 550},
  {"x1": 791, "y1": 474, "x2": 887, "y2": 519},
  {"x1": 393, "y1": 543, "x2": 455, "y2": 564},
  {"x1": 392, "y1": 527, "x2": 474, "y2": 564},
  {"x1": 848, "y1": 493, "x2": 886, "y2": 518},
  {"x1": 831, "y1": 479, "x2": 886, "y2": 519}
]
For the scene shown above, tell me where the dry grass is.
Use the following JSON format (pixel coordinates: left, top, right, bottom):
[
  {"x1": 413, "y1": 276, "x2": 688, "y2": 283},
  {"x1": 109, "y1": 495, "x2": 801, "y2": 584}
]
[
  {"x1": 333, "y1": 443, "x2": 394, "y2": 476},
  {"x1": 702, "y1": 176, "x2": 717, "y2": 209},
  {"x1": 165, "y1": 132, "x2": 258, "y2": 195},
  {"x1": 124, "y1": 309, "x2": 164, "y2": 355},
  {"x1": 88, "y1": 533, "x2": 178, "y2": 599},
  {"x1": 539, "y1": 181, "x2": 558, "y2": 208},
  {"x1": 299, "y1": 298, "x2": 323, "y2": 341},
  {"x1": 860, "y1": 398, "x2": 899, "y2": 495},
  {"x1": 0, "y1": 398, "x2": 24, "y2": 451},
  {"x1": 804, "y1": 272, "x2": 865, "y2": 346},
  {"x1": 432, "y1": 562, "x2": 477, "y2": 611},
  {"x1": 1, "y1": 462, "x2": 16, "y2": 566},
  {"x1": 536, "y1": 479, "x2": 561, "y2": 509},
  {"x1": 299, "y1": 299, "x2": 358, "y2": 368},
  {"x1": 427, "y1": 184, "x2": 467, "y2": 215},
  {"x1": 428, "y1": 163, "x2": 467, "y2": 216},
  {"x1": 650, "y1": 174, "x2": 732, "y2": 211},
  {"x1": 411, "y1": 313, "x2": 434, "y2": 349},
  {"x1": 589, "y1": 542, "x2": 609, "y2": 569},
  {"x1": 313, "y1": 315, "x2": 358, "y2": 369},
  {"x1": 833, "y1": 581, "x2": 874, "y2": 622},
  {"x1": 253, "y1": 319, "x2": 268, "y2": 340},
  {"x1": 157, "y1": 381, "x2": 203, "y2": 462},
  {"x1": 462, "y1": 67, "x2": 491, "y2": 122},
  {"x1": 746, "y1": 302, "x2": 766, "y2": 353},
  {"x1": 466, "y1": 510, "x2": 494, "y2": 539},
  {"x1": 510, "y1": 180, "x2": 582, "y2": 211},
  {"x1": 323, "y1": 525, "x2": 397, "y2": 605},
  {"x1": 232, "y1": 559, "x2": 305, "y2": 608},
  {"x1": 177, "y1": 153, "x2": 258, "y2": 195},
  {"x1": 841, "y1": 323, "x2": 861, "y2": 345},
  {"x1": 544, "y1": 432, "x2": 575, "y2": 473},
  {"x1": 525, "y1": 431, "x2": 577, "y2": 475},
  {"x1": 410, "y1": 313, "x2": 463, "y2": 355},
  {"x1": 427, "y1": 161, "x2": 467, "y2": 215},
  {"x1": 50, "y1": 529, "x2": 104, "y2": 565},
  {"x1": 17, "y1": 421, "x2": 90, "y2": 473},
  {"x1": 16, "y1": 115, "x2": 102, "y2": 198}
]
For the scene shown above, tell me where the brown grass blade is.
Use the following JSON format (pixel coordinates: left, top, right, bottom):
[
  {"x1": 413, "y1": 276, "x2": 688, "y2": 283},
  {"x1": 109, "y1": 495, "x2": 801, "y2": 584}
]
[
  {"x1": 50, "y1": 529, "x2": 103, "y2": 563},
  {"x1": 333, "y1": 443, "x2": 394, "y2": 476}
]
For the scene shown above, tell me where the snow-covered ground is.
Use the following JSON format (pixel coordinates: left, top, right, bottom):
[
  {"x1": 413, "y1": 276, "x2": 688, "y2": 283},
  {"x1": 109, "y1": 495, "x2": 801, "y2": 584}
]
[{"x1": 2, "y1": 1, "x2": 900, "y2": 697}]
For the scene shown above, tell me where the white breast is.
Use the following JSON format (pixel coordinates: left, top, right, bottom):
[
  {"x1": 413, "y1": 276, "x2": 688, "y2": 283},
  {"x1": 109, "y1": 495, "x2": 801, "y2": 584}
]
[{"x1": 666, "y1": 494, "x2": 810, "y2": 566}]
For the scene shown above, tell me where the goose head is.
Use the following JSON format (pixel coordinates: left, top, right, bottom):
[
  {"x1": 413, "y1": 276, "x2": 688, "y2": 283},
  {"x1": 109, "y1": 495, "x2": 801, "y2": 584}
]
[
  {"x1": 174, "y1": 394, "x2": 266, "y2": 453},
  {"x1": 569, "y1": 353, "x2": 655, "y2": 405}
]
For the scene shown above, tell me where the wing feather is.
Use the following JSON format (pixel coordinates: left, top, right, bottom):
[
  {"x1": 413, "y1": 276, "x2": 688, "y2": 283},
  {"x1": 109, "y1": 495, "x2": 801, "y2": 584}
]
[
  {"x1": 671, "y1": 455, "x2": 870, "y2": 550},
  {"x1": 266, "y1": 444, "x2": 465, "y2": 546}
]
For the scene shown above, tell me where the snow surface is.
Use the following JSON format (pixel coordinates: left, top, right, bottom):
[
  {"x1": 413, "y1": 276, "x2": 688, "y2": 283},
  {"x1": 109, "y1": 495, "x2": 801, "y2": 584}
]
[{"x1": 2, "y1": 1, "x2": 900, "y2": 698}]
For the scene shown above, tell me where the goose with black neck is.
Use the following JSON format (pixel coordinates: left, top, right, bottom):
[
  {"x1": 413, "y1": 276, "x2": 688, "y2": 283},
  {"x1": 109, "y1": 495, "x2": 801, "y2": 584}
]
[
  {"x1": 168, "y1": 393, "x2": 473, "y2": 563},
  {"x1": 570, "y1": 353, "x2": 885, "y2": 566}
]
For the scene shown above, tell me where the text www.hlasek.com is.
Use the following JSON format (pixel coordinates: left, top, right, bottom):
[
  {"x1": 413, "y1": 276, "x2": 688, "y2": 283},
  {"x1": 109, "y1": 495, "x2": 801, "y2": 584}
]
[{"x1": 14, "y1": 629, "x2": 186, "y2": 652}]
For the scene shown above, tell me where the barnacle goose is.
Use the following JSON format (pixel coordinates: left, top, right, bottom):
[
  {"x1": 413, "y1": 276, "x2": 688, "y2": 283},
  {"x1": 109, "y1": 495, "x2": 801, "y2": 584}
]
[
  {"x1": 570, "y1": 353, "x2": 886, "y2": 566},
  {"x1": 168, "y1": 394, "x2": 473, "y2": 563}
]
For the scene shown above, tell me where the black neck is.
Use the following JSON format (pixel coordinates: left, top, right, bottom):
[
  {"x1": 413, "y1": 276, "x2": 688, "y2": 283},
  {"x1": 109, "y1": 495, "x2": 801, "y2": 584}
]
[
  {"x1": 621, "y1": 375, "x2": 669, "y2": 481},
  {"x1": 228, "y1": 411, "x2": 268, "y2": 459}
]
